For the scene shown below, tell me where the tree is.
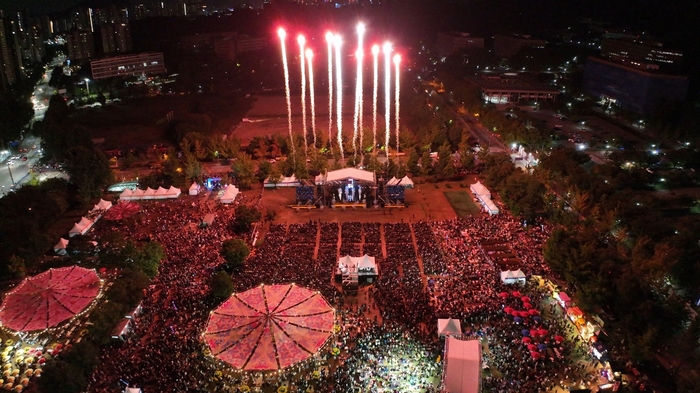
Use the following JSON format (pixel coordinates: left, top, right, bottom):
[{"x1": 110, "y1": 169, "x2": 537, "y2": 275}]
[
  {"x1": 420, "y1": 150, "x2": 433, "y2": 176},
  {"x1": 211, "y1": 271, "x2": 234, "y2": 299},
  {"x1": 256, "y1": 160, "x2": 272, "y2": 183},
  {"x1": 7, "y1": 255, "x2": 25, "y2": 279},
  {"x1": 267, "y1": 165, "x2": 282, "y2": 187},
  {"x1": 231, "y1": 205, "x2": 261, "y2": 234},
  {"x1": 38, "y1": 360, "x2": 88, "y2": 393},
  {"x1": 231, "y1": 154, "x2": 256, "y2": 189},
  {"x1": 134, "y1": 241, "x2": 164, "y2": 278},
  {"x1": 65, "y1": 146, "x2": 113, "y2": 201},
  {"x1": 442, "y1": 159, "x2": 456, "y2": 179},
  {"x1": 406, "y1": 149, "x2": 419, "y2": 174},
  {"x1": 183, "y1": 153, "x2": 202, "y2": 180},
  {"x1": 220, "y1": 238, "x2": 250, "y2": 271}
]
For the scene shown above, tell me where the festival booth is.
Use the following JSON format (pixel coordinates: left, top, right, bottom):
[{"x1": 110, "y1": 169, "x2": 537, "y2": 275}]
[
  {"x1": 314, "y1": 168, "x2": 378, "y2": 207},
  {"x1": 441, "y1": 337, "x2": 482, "y2": 393},
  {"x1": 500, "y1": 269, "x2": 526, "y2": 285},
  {"x1": 335, "y1": 255, "x2": 378, "y2": 285},
  {"x1": 438, "y1": 318, "x2": 463, "y2": 338},
  {"x1": 120, "y1": 186, "x2": 181, "y2": 200},
  {"x1": 470, "y1": 181, "x2": 499, "y2": 215},
  {"x1": 91, "y1": 199, "x2": 112, "y2": 213},
  {"x1": 111, "y1": 318, "x2": 132, "y2": 341},
  {"x1": 53, "y1": 238, "x2": 69, "y2": 255},
  {"x1": 398, "y1": 175, "x2": 414, "y2": 188},
  {"x1": 68, "y1": 217, "x2": 94, "y2": 237},
  {"x1": 153, "y1": 186, "x2": 170, "y2": 199},
  {"x1": 125, "y1": 388, "x2": 142, "y2": 393},
  {"x1": 554, "y1": 292, "x2": 572, "y2": 308},
  {"x1": 264, "y1": 175, "x2": 301, "y2": 188},
  {"x1": 167, "y1": 185, "x2": 181, "y2": 198},
  {"x1": 119, "y1": 188, "x2": 133, "y2": 200},
  {"x1": 220, "y1": 185, "x2": 239, "y2": 204},
  {"x1": 201, "y1": 213, "x2": 215, "y2": 227},
  {"x1": 189, "y1": 182, "x2": 200, "y2": 196}
]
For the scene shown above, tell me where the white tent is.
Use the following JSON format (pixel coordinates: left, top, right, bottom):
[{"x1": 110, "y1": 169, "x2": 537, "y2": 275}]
[
  {"x1": 398, "y1": 175, "x2": 414, "y2": 188},
  {"x1": 119, "y1": 188, "x2": 133, "y2": 201},
  {"x1": 358, "y1": 254, "x2": 376, "y2": 270},
  {"x1": 386, "y1": 176, "x2": 399, "y2": 186},
  {"x1": 69, "y1": 223, "x2": 87, "y2": 237},
  {"x1": 92, "y1": 199, "x2": 112, "y2": 212},
  {"x1": 54, "y1": 238, "x2": 69, "y2": 255},
  {"x1": 220, "y1": 185, "x2": 239, "y2": 204},
  {"x1": 125, "y1": 388, "x2": 142, "y2": 393},
  {"x1": 167, "y1": 186, "x2": 181, "y2": 198},
  {"x1": 142, "y1": 187, "x2": 157, "y2": 199},
  {"x1": 438, "y1": 318, "x2": 463, "y2": 338},
  {"x1": 500, "y1": 269, "x2": 526, "y2": 285},
  {"x1": 131, "y1": 189, "x2": 145, "y2": 199},
  {"x1": 189, "y1": 182, "x2": 200, "y2": 196},
  {"x1": 483, "y1": 198, "x2": 499, "y2": 215},
  {"x1": 470, "y1": 181, "x2": 491, "y2": 199},
  {"x1": 264, "y1": 175, "x2": 301, "y2": 188},
  {"x1": 442, "y1": 337, "x2": 481, "y2": 393},
  {"x1": 154, "y1": 186, "x2": 169, "y2": 199}
]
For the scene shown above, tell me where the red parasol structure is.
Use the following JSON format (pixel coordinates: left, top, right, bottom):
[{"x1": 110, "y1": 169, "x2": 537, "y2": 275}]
[
  {"x1": 0, "y1": 266, "x2": 101, "y2": 332},
  {"x1": 554, "y1": 335, "x2": 564, "y2": 343},
  {"x1": 530, "y1": 351, "x2": 541, "y2": 359},
  {"x1": 512, "y1": 291, "x2": 521, "y2": 297},
  {"x1": 523, "y1": 302, "x2": 532, "y2": 309},
  {"x1": 527, "y1": 344, "x2": 537, "y2": 351},
  {"x1": 528, "y1": 309, "x2": 540, "y2": 315},
  {"x1": 503, "y1": 306, "x2": 514, "y2": 314},
  {"x1": 204, "y1": 284, "x2": 335, "y2": 371},
  {"x1": 498, "y1": 292, "x2": 509, "y2": 298},
  {"x1": 521, "y1": 296, "x2": 530, "y2": 303},
  {"x1": 522, "y1": 337, "x2": 532, "y2": 343},
  {"x1": 104, "y1": 201, "x2": 141, "y2": 220},
  {"x1": 519, "y1": 311, "x2": 530, "y2": 318}
]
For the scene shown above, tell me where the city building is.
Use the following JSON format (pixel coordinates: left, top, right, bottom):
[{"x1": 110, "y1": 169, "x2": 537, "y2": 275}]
[
  {"x1": 583, "y1": 56, "x2": 688, "y2": 114},
  {"x1": 464, "y1": 73, "x2": 560, "y2": 104},
  {"x1": 183, "y1": 32, "x2": 266, "y2": 61},
  {"x1": 0, "y1": 17, "x2": 17, "y2": 90},
  {"x1": 67, "y1": 29, "x2": 95, "y2": 61},
  {"x1": 100, "y1": 23, "x2": 132, "y2": 55},
  {"x1": 90, "y1": 52, "x2": 166, "y2": 80},
  {"x1": 600, "y1": 37, "x2": 683, "y2": 72},
  {"x1": 436, "y1": 32, "x2": 484, "y2": 57},
  {"x1": 493, "y1": 34, "x2": 546, "y2": 57}
]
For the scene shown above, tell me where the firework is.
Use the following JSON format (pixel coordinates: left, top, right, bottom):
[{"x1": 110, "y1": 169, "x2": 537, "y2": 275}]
[
  {"x1": 278, "y1": 28, "x2": 294, "y2": 155},
  {"x1": 326, "y1": 32, "x2": 334, "y2": 147},
  {"x1": 306, "y1": 48, "x2": 316, "y2": 147},
  {"x1": 334, "y1": 34, "x2": 343, "y2": 159},
  {"x1": 372, "y1": 44, "x2": 379, "y2": 153},
  {"x1": 383, "y1": 42, "x2": 392, "y2": 154},
  {"x1": 298, "y1": 35, "x2": 308, "y2": 155},
  {"x1": 394, "y1": 54, "x2": 401, "y2": 156}
]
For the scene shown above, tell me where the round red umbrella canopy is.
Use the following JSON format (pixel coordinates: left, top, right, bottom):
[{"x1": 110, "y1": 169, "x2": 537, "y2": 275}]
[
  {"x1": 527, "y1": 344, "x2": 537, "y2": 351},
  {"x1": 528, "y1": 309, "x2": 540, "y2": 315},
  {"x1": 523, "y1": 302, "x2": 533, "y2": 309},
  {"x1": 555, "y1": 335, "x2": 564, "y2": 343},
  {"x1": 0, "y1": 266, "x2": 101, "y2": 332},
  {"x1": 512, "y1": 291, "x2": 521, "y2": 297},
  {"x1": 522, "y1": 337, "x2": 532, "y2": 343},
  {"x1": 504, "y1": 306, "x2": 514, "y2": 313},
  {"x1": 538, "y1": 329, "x2": 549, "y2": 337},
  {"x1": 519, "y1": 311, "x2": 530, "y2": 318},
  {"x1": 498, "y1": 292, "x2": 509, "y2": 298},
  {"x1": 521, "y1": 296, "x2": 530, "y2": 302},
  {"x1": 104, "y1": 201, "x2": 141, "y2": 220},
  {"x1": 530, "y1": 351, "x2": 541, "y2": 359},
  {"x1": 204, "y1": 284, "x2": 335, "y2": 371}
]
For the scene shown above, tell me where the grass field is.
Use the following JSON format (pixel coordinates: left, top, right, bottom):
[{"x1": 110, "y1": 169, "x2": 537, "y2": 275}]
[{"x1": 443, "y1": 191, "x2": 482, "y2": 218}]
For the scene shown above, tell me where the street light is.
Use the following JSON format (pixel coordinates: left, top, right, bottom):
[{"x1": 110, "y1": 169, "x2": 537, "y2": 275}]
[{"x1": 84, "y1": 79, "x2": 90, "y2": 98}]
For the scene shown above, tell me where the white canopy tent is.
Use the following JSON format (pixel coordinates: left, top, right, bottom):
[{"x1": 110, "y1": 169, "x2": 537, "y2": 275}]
[
  {"x1": 154, "y1": 186, "x2": 169, "y2": 199},
  {"x1": 91, "y1": 199, "x2": 112, "y2": 212},
  {"x1": 438, "y1": 318, "x2": 463, "y2": 338},
  {"x1": 315, "y1": 168, "x2": 376, "y2": 185},
  {"x1": 189, "y1": 182, "x2": 200, "y2": 196},
  {"x1": 470, "y1": 181, "x2": 491, "y2": 199},
  {"x1": 483, "y1": 198, "x2": 499, "y2": 215},
  {"x1": 69, "y1": 223, "x2": 88, "y2": 237},
  {"x1": 54, "y1": 238, "x2": 69, "y2": 255},
  {"x1": 386, "y1": 176, "x2": 399, "y2": 186},
  {"x1": 119, "y1": 188, "x2": 133, "y2": 200},
  {"x1": 142, "y1": 187, "x2": 156, "y2": 199},
  {"x1": 500, "y1": 269, "x2": 526, "y2": 285},
  {"x1": 398, "y1": 175, "x2": 414, "y2": 188},
  {"x1": 167, "y1": 186, "x2": 181, "y2": 198},
  {"x1": 125, "y1": 388, "x2": 142, "y2": 393},
  {"x1": 442, "y1": 337, "x2": 482, "y2": 393},
  {"x1": 120, "y1": 186, "x2": 181, "y2": 200},
  {"x1": 470, "y1": 181, "x2": 499, "y2": 215},
  {"x1": 220, "y1": 185, "x2": 239, "y2": 204},
  {"x1": 264, "y1": 175, "x2": 301, "y2": 188}
]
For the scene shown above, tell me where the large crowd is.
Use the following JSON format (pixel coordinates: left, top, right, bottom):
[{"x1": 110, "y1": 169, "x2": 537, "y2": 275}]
[{"x1": 83, "y1": 190, "x2": 603, "y2": 393}]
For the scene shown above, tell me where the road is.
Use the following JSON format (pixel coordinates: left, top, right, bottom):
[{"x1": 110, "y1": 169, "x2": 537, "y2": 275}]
[{"x1": 0, "y1": 56, "x2": 65, "y2": 195}]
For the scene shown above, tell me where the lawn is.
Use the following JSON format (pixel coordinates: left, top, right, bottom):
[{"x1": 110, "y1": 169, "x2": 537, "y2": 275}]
[{"x1": 443, "y1": 191, "x2": 482, "y2": 218}]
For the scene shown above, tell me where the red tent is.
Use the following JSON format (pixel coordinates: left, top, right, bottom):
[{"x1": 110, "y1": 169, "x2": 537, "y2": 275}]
[
  {"x1": 498, "y1": 292, "x2": 509, "y2": 298},
  {"x1": 523, "y1": 302, "x2": 532, "y2": 309},
  {"x1": 522, "y1": 337, "x2": 532, "y2": 343},
  {"x1": 504, "y1": 306, "x2": 514, "y2": 313},
  {"x1": 530, "y1": 351, "x2": 541, "y2": 359},
  {"x1": 538, "y1": 329, "x2": 549, "y2": 337},
  {"x1": 527, "y1": 344, "x2": 537, "y2": 351},
  {"x1": 555, "y1": 335, "x2": 564, "y2": 343},
  {"x1": 521, "y1": 296, "x2": 530, "y2": 302},
  {"x1": 512, "y1": 291, "x2": 522, "y2": 297},
  {"x1": 519, "y1": 311, "x2": 530, "y2": 318},
  {"x1": 528, "y1": 309, "x2": 540, "y2": 315}
]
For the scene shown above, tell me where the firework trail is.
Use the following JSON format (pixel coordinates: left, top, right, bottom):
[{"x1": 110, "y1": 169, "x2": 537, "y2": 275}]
[
  {"x1": 334, "y1": 34, "x2": 343, "y2": 160},
  {"x1": 306, "y1": 48, "x2": 316, "y2": 147},
  {"x1": 394, "y1": 54, "x2": 401, "y2": 156},
  {"x1": 355, "y1": 23, "x2": 365, "y2": 156},
  {"x1": 383, "y1": 42, "x2": 392, "y2": 155},
  {"x1": 298, "y1": 35, "x2": 308, "y2": 156},
  {"x1": 371, "y1": 44, "x2": 379, "y2": 153},
  {"x1": 278, "y1": 28, "x2": 294, "y2": 155},
  {"x1": 326, "y1": 32, "x2": 334, "y2": 147}
]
